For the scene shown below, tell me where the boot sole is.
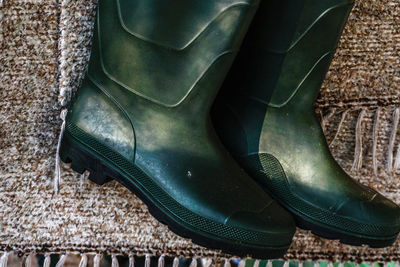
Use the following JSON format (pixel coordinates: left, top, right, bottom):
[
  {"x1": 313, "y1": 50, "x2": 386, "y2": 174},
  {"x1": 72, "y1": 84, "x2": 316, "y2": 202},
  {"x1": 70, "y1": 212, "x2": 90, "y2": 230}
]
[
  {"x1": 291, "y1": 210, "x2": 398, "y2": 248},
  {"x1": 259, "y1": 184, "x2": 399, "y2": 248},
  {"x1": 59, "y1": 126, "x2": 290, "y2": 258},
  {"x1": 258, "y1": 185, "x2": 399, "y2": 248}
]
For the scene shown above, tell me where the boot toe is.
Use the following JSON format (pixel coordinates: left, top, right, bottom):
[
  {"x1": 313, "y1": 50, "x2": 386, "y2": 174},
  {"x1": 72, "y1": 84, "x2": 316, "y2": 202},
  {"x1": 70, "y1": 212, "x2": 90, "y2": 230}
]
[
  {"x1": 336, "y1": 191, "x2": 400, "y2": 238},
  {"x1": 225, "y1": 200, "x2": 295, "y2": 247},
  {"x1": 368, "y1": 193, "x2": 400, "y2": 230}
]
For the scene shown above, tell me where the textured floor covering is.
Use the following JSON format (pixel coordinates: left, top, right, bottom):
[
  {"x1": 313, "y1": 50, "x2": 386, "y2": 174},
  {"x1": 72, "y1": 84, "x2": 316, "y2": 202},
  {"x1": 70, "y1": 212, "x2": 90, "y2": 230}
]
[{"x1": 1, "y1": 0, "x2": 400, "y2": 263}]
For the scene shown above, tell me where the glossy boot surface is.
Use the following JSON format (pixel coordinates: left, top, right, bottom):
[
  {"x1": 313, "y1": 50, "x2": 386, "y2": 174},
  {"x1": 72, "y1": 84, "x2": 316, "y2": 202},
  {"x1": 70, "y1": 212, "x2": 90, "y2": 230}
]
[
  {"x1": 213, "y1": 0, "x2": 400, "y2": 247},
  {"x1": 60, "y1": 0, "x2": 296, "y2": 258}
]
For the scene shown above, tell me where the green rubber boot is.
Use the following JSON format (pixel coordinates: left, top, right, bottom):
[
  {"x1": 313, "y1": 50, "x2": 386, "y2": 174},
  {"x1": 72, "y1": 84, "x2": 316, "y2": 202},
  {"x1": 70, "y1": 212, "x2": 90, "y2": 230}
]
[
  {"x1": 213, "y1": 0, "x2": 400, "y2": 247},
  {"x1": 59, "y1": 0, "x2": 296, "y2": 257}
]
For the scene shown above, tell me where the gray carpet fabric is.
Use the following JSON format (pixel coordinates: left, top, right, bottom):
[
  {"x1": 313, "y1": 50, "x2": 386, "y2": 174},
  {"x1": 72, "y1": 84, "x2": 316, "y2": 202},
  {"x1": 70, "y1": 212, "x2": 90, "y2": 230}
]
[{"x1": 1, "y1": 0, "x2": 400, "y2": 263}]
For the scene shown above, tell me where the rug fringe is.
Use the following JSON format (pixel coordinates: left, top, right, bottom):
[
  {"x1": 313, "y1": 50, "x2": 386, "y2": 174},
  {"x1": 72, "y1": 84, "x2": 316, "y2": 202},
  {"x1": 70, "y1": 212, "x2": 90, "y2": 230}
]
[
  {"x1": 387, "y1": 108, "x2": 399, "y2": 172},
  {"x1": 78, "y1": 172, "x2": 87, "y2": 193},
  {"x1": 158, "y1": 255, "x2": 165, "y2": 267},
  {"x1": 372, "y1": 107, "x2": 381, "y2": 176},
  {"x1": 54, "y1": 109, "x2": 68, "y2": 194},
  {"x1": 145, "y1": 254, "x2": 151, "y2": 267},
  {"x1": 394, "y1": 130, "x2": 400, "y2": 171},
  {"x1": 2, "y1": 252, "x2": 400, "y2": 266},
  {"x1": 329, "y1": 110, "x2": 348, "y2": 147},
  {"x1": 24, "y1": 254, "x2": 32, "y2": 267},
  {"x1": 223, "y1": 259, "x2": 231, "y2": 267},
  {"x1": 238, "y1": 259, "x2": 246, "y2": 267},
  {"x1": 324, "y1": 106, "x2": 400, "y2": 176},
  {"x1": 395, "y1": 146, "x2": 400, "y2": 171},
  {"x1": 352, "y1": 109, "x2": 366, "y2": 171},
  {"x1": 112, "y1": 254, "x2": 119, "y2": 267},
  {"x1": 189, "y1": 257, "x2": 197, "y2": 267},
  {"x1": 129, "y1": 254, "x2": 135, "y2": 267},
  {"x1": 203, "y1": 258, "x2": 213, "y2": 267},
  {"x1": 172, "y1": 257, "x2": 180, "y2": 267},
  {"x1": 79, "y1": 254, "x2": 88, "y2": 267},
  {"x1": 93, "y1": 254, "x2": 102, "y2": 267},
  {"x1": 0, "y1": 252, "x2": 8, "y2": 267},
  {"x1": 43, "y1": 254, "x2": 51, "y2": 267},
  {"x1": 55, "y1": 254, "x2": 67, "y2": 267}
]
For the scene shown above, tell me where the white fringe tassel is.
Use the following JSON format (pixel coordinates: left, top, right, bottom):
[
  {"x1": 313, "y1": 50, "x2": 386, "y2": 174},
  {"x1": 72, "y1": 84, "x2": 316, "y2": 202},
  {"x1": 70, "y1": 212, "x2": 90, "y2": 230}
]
[
  {"x1": 203, "y1": 258, "x2": 212, "y2": 267},
  {"x1": 55, "y1": 254, "x2": 67, "y2": 267},
  {"x1": 387, "y1": 108, "x2": 400, "y2": 172},
  {"x1": 112, "y1": 255, "x2": 119, "y2": 267},
  {"x1": 79, "y1": 254, "x2": 88, "y2": 267},
  {"x1": 129, "y1": 255, "x2": 135, "y2": 267},
  {"x1": 25, "y1": 254, "x2": 32, "y2": 267},
  {"x1": 145, "y1": 255, "x2": 151, "y2": 267},
  {"x1": 158, "y1": 255, "x2": 165, "y2": 267},
  {"x1": 394, "y1": 109, "x2": 400, "y2": 170},
  {"x1": 93, "y1": 254, "x2": 102, "y2": 267},
  {"x1": 43, "y1": 254, "x2": 51, "y2": 267},
  {"x1": 238, "y1": 259, "x2": 246, "y2": 267},
  {"x1": 352, "y1": 109, "x2": 366, "y2": 171},
  {"x1": 172, "y1": 257, "x2": 179, "y2": 267},
  {"x1": 223, "y1": 259, "x2": 231, "y2": 267},
  {"x1": 189, "y1": 258, "x2": 197, "y2": 267},
  {"x1": 372, "y1": 108, "x2": 381, "y2": 176},
  {"x1": 0, "y1": 252, "x2": 9, "y2": 267},
  {"x1": 78, "y1": 172, "x2": 87, "y2": 193},
  {"x1": 330, "y1": 110, "x2": 348, "y2": 147},
  {"x1": 394, "y1": 142, "x2": 400, "y2": 171},
  {"x1": 54, "y1": 109, "x2": 68, "y2": 194}
]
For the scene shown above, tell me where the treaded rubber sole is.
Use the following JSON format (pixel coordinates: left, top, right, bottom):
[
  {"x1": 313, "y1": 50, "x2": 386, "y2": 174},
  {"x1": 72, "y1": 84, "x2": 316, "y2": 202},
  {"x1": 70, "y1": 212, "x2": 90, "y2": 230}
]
[
  {"x1": 291, "y1": 211, "x2": 398, "y2": 248},
  {"x1": 257, "y1": 183, "x2": 399, "y2": 248},
  {"x1": 256, "y1": 186, "x2": 400, "y2": 248},
  {"x1": 257, "y1": 185, "x2": 399, "y2": 248},
  {"x1": 59, "y1": 130, "x2": 290, "y2": 259}
]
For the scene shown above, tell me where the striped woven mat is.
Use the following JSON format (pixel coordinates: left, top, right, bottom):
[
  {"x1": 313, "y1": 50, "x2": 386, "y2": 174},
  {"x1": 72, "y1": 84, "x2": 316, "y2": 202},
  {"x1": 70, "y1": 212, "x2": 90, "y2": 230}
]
[{"x1": 1, "y1": 0, "x2": 400, "y2": 264}]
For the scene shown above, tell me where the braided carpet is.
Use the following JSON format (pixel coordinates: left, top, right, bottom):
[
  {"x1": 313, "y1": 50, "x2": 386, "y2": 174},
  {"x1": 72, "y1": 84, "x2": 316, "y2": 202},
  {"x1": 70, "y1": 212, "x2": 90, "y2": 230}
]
[{"x1": 1, "y1": 0, "x2": 400, "y2": 263}]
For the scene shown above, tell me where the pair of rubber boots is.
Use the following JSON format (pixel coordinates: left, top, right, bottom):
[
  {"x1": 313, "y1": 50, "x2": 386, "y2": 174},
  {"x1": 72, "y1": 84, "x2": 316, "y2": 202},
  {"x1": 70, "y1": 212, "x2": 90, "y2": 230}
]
[{"x1": 59, "y1": 0, "x2": 400, "y2": 258}]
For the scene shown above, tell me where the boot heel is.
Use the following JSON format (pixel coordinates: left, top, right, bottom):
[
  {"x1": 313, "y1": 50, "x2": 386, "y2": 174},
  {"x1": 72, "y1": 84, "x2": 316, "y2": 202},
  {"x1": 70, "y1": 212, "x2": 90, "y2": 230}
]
[{"x1": 60, "y1": 132, "x2": 113, "y2": 185}]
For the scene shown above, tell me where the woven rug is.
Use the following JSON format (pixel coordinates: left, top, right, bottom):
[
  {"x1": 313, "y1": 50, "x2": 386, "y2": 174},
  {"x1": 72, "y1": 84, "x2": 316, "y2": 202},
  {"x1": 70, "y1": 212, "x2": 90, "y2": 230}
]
[{"x1": 1, "y1": 0, "x2": 400, "y2": 264}]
